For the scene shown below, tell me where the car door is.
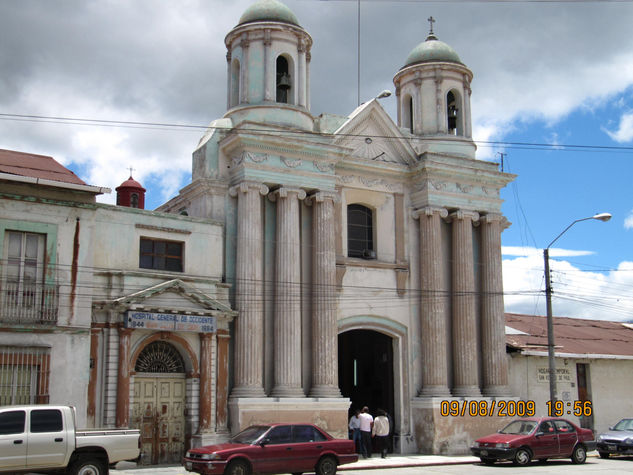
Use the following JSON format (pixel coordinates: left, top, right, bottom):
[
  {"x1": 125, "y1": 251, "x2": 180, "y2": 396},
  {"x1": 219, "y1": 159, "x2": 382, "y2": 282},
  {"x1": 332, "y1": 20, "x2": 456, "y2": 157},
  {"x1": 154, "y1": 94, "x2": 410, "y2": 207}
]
[
  {"x1": 531, "y1": 421, "x2": 559, "y2": 458},
  {"x1": 26, "y1": 408, "x2": 68, "y2": 469},
  {"x1": 255, "y1": 425, "x2": 294, "y2": 473},
  {"x1": 554, "y1": 420, "x2": 578, "y2": 456},
  {"x1": 0, "y1": 410, "x2": 27, "y2": 471},
  {"x1": 290, "y1": 425, "x2": 328, "y2": 471}
]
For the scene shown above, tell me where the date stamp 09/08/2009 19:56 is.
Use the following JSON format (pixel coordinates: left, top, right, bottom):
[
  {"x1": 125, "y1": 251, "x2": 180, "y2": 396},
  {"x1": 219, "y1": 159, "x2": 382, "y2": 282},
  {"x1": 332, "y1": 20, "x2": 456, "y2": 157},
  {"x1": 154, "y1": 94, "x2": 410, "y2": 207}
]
[{"x1": 440, "y1": 399, "x2": 593, "y2": 418}]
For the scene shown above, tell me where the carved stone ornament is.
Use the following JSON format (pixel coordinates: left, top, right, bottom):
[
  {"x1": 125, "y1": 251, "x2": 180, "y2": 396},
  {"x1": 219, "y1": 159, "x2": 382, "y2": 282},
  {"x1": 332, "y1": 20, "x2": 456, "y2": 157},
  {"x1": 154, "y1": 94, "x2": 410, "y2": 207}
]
[
  {"x1": 246, "y1": 151, "x2": 268, "y2": 163},
  {"x1": 431, "y1": 180, "x2": 447, "y2": 191},
  {"x1": 339, "y1": 175, "x2": 355, "y2": 184},
  {"x1": 313, "y1": 161, "x2": 335, "y2": 173},
  {"x1": 412, "y1": 206, "x2": 448, "y2": 220},
  {"x1": 281, "y1": 157, "x2": 302, "y2": 168},
  {"x1": 456, "y1": 183, "x2": 473, "y2": 194}
]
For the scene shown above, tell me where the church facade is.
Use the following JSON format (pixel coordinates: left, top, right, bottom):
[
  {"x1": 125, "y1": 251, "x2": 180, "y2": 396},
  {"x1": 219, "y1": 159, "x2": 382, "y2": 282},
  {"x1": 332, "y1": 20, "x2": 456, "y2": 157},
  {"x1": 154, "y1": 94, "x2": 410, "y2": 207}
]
[{"x1": 160, "y1": 0, "x2": 515, "y2": 453}]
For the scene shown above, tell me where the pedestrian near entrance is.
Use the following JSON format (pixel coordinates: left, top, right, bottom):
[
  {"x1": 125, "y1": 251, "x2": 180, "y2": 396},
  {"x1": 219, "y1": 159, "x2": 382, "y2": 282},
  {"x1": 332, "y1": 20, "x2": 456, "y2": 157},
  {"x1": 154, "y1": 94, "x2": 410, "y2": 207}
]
[
  {"x1": 372, "y1": 409, "x2": 390, "y2": 458},
  {"x1": 358, "y1": 406, "x2": 374, "y2": 458},
  {"x1": 348, "y1": 409, "x2": 362, "y2": 453}
]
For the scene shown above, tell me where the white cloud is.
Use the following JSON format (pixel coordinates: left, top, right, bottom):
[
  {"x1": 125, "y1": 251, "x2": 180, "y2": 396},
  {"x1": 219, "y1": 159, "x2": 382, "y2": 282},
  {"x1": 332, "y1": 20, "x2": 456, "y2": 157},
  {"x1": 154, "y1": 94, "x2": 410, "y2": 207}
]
[
  {"x1": 503, "y1": 255, "x2": 633, "y2": 321},
  {"x1": 625, "y1": 211, "x2": 633, "y2": 230},
  {"x1": 502, "y1": 246, "x2": 593, "y2": 258},
  {"x1": 604, "y1": 112, "x2": 633, "y2": 143}
]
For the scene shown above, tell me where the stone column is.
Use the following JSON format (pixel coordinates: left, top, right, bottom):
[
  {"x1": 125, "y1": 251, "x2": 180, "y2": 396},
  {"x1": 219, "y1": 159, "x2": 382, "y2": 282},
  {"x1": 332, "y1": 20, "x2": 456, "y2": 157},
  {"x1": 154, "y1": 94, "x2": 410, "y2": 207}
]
[
  {"x1": 199, "y1": 333, "x2": 214, "y2": 431},
  {"x1": 480, "y1": 214, "x2": 510, "y2": 396},
  {"x1": 270, "y1": 187, "x2": 306, "y2": 397},
  {"x1": 226, "y1": 51, "x2": 232, "y2": 110},
  {"x1": 230, "y1": 181, "x2": 269, "y2": 397},
  {"x1": 87, "y1": 327, "x2": 100, "y2": 427},
  {"x1": 450, "y1": 210, "x2": 481, "y2": 397},
  {"x1": 435, "y1": 71, "x2": 444, "y2": 134},
  {"x1": 308, "y1": 191, "x2": 341, "y2": 397},
  {"x1": 115, "y1": 327, "x2": 132, "y2": 428},
  {"x1": 463, "y1": 77, "x2": 472, "y2": 138},
  {"x1": 264, "y1": 30, "x2": 273, "y2": 101},
  {"x1": 298, "y1": 40, "x2": 306, "y2": 107},
  {"x1": 216, "y1": 330, "x2": 230, "y2": 432},
  {"x1": 240, "y1": 34, "x2": 249, "y2": 104},
  {"x1": 415, "y1": 206, "x2": 451, "y2": 396},
  {"x1": 306, "y1": 51, "x2": 311, "y2": 111}
]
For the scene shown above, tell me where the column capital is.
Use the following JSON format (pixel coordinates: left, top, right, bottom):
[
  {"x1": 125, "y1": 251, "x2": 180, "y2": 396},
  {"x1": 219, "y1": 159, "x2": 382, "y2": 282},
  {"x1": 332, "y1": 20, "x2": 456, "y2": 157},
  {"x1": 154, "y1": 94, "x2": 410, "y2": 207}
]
[
  {"x1": 480, "y1": 213, "x2": 511, "y2": 230},
  {"x1": 268, "y1": 186, "x2": 307, "y2": 202},
  {"x1": 305, "y1": 190, "x2": 340, "y2": 205},
  {"x1": 229, "y1": 181, "x2": 269, "y2": 197},
  {"x1": 412, "y1": 206, "x2": 448, "y2": 220},
  {"x1": 447, "y1": 209, "x2": 479, "y2": 223}
]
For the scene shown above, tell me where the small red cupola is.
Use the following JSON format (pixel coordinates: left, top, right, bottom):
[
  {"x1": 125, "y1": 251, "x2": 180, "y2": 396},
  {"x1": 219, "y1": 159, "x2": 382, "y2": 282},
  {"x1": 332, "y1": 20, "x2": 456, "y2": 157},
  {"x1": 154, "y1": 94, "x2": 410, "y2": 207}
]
[{"x1": 116, "y1": 175, "x2": 146, "y2": 209}]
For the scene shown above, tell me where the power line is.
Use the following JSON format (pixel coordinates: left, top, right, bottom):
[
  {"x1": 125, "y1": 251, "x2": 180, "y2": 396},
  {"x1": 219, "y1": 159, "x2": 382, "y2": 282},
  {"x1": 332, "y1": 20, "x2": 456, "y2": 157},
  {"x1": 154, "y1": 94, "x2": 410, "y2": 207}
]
[{"x1": 2, "y1": 112, "x2": 633, "y2": 154}]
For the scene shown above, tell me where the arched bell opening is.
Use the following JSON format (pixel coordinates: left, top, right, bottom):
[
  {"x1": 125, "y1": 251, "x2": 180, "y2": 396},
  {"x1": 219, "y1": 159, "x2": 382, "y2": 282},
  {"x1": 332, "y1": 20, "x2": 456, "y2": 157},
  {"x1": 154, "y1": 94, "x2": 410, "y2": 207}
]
[
  {"x1": 402, "y1": 94, "x2": 414, "y2": 134},
  {"x1": 276, "y1": 55, "x2": 294, "y2": 104},
  {"x1": 446, "y1": 90, "x2": 463, "y2": 136}
]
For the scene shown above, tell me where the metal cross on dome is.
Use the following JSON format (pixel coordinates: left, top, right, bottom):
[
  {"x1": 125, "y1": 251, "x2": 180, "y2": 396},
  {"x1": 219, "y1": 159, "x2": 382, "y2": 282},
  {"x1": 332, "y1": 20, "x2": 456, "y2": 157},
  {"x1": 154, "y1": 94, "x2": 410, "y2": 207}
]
[
  {"x1": 428, "y1": 16, "x2": 436, "y2": 35},
  {"x1": 127, "y1": 166, "x2": 136, "y2": 177}
]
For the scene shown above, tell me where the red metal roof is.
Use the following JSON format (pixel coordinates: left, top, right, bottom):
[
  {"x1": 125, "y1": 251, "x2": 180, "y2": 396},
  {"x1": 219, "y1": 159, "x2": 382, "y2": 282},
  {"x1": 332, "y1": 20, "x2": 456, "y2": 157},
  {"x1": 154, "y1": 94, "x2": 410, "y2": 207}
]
[
  {"x1": 506, "y1": 313, "x2": 633, "y2": 357},
  {"x1": 0, "y1": 149, "x2": 87, "y2": 185}
]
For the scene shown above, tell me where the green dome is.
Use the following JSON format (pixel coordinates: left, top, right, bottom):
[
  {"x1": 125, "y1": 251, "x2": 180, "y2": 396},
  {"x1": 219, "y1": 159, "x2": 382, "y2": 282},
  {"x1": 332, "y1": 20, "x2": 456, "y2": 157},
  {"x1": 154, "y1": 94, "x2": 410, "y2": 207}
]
[
  {"x1": 404, "y1": 34, "x2": 462, "y2": 67},
  {"x1": 238, "y1": 0, "x2": 300, "y2": 26}
]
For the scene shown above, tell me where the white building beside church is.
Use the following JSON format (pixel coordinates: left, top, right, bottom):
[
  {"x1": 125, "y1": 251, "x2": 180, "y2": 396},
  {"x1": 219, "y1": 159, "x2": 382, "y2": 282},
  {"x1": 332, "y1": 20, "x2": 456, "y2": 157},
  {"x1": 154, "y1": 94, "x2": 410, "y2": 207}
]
[{"x1": 160, "y1": 0, "x2": 515, "y2": 454}]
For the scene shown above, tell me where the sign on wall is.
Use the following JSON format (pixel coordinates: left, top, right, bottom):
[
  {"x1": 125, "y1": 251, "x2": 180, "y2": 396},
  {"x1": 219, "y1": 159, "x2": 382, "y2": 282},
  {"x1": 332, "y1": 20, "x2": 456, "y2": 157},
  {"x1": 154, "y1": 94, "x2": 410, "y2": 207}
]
[
  {"x1": 537, "y1": 367, "x2": 573, "y2": 383},
  {"x1": 125, "y1": 311, "x2": 216, "y2": 333}
]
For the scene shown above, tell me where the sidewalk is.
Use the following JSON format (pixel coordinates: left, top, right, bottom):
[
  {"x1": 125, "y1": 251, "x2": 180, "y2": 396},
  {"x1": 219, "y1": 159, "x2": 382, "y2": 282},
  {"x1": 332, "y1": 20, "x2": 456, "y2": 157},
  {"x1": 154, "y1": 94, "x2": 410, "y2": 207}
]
[{"x1": 111, "y1": 454, "x2": 480, "y2": 474}]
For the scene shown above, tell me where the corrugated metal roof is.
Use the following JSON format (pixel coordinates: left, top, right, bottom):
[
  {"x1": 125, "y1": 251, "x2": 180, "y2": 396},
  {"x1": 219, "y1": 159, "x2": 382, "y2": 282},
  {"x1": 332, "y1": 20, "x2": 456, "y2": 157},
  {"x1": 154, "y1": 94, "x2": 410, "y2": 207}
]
[
  {"x1": 505, "y1": 313, "x2": 633, "y2": 357},
  {"x1": 0, "y1": 149, "x2": 87, "y2": 185}
]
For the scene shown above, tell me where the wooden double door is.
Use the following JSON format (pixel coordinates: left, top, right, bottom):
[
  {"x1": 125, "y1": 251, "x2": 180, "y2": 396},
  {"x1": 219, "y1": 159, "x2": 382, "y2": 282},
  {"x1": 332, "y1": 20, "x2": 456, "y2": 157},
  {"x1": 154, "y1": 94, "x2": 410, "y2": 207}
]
[{"x1": 132, "y1": 375, "x2": 186, "y2": 465}]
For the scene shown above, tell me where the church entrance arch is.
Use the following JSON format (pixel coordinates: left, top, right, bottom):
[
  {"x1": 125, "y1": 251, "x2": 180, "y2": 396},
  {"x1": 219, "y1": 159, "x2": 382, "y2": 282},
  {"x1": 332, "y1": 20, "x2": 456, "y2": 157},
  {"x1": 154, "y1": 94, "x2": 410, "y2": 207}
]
[
  {"x1": 338, "y1": 329, "x2": 394, "y2": 430},
  {"x1": 131, "y1": 340, "x2": 187, "y2": 465}
]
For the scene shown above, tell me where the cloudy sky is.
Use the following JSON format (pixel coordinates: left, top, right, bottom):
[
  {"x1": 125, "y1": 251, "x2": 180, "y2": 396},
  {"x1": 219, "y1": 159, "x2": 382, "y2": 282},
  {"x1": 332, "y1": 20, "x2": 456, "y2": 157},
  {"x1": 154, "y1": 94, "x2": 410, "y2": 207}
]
[{"x1": 1, "y1": 0, "x2": 632, "y2": 321}]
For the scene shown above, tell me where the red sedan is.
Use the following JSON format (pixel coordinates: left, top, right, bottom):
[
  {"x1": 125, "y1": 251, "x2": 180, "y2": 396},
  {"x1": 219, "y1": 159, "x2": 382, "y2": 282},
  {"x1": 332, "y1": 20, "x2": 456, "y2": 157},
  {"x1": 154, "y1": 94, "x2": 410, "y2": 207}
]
[
  {"x1": 182, "y1": 423, "x2": 358, "y2": 475},
  {"x1": 471, "y1": 417, "x2": 596, "y2": 466}
]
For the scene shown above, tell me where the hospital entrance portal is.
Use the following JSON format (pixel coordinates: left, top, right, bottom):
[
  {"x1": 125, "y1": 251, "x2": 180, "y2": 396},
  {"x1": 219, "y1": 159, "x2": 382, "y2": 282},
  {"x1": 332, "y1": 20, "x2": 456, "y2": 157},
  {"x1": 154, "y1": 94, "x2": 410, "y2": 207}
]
[{"x1": 338, "y1": 329, "x2": 394, "y2": 427}]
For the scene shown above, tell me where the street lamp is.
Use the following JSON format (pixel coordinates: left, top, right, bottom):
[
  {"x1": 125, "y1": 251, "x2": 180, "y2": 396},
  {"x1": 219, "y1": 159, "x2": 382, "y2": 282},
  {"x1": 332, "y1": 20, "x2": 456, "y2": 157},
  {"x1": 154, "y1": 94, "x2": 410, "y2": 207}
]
[{"x1": 544, "y1": 212, "x2": 611, "y2": 402}]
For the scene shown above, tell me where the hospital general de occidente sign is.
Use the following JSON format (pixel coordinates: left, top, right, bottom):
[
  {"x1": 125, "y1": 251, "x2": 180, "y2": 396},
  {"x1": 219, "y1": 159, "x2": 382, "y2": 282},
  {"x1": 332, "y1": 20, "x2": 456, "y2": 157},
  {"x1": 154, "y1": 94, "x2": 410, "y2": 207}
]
[{"x1": 125, "y1": 311, "x2": 216, "y2": 333}]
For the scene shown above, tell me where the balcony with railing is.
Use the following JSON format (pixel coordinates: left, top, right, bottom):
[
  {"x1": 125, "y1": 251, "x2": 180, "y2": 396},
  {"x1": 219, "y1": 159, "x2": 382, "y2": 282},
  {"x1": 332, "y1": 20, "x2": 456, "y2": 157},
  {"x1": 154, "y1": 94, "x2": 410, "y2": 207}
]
[{"x1": 0, "y1": 281, "x2": 59, "y2": 325}]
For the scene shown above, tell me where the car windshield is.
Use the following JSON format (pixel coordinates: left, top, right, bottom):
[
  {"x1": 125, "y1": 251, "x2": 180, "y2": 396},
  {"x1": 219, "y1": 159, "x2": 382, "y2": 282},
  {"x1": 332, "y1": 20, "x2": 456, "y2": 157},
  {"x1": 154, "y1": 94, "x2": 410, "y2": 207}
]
[
  {"x1": 613, "y1": 419, "x2": 633, "y2": 431},
  {"x1": 230, "y1": 426, "x2": 270, "y2": 444},
  {"x1": 500, "y1": 420, "x2": 537, "y2": 435}
]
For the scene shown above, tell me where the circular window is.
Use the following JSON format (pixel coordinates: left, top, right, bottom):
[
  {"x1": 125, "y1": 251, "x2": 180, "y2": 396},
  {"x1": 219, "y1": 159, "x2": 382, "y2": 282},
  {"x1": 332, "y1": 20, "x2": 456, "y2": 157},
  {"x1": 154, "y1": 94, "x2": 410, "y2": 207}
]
[{"x1": 135, "y1": 341, "x2": 185, "y2": 373}]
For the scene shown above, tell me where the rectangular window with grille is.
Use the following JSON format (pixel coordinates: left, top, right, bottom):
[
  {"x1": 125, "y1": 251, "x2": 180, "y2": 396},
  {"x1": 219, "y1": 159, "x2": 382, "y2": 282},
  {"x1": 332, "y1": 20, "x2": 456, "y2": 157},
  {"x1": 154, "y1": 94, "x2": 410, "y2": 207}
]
[
  {"x1": 1, "y1": 231, "x2": 57, "y2": 324},
  {"x1": 139, "y1": 238, "x2": 183, "y2": 272},
  {"x1": 0, "y1": 346, "x2": 50, "y2": 405}
]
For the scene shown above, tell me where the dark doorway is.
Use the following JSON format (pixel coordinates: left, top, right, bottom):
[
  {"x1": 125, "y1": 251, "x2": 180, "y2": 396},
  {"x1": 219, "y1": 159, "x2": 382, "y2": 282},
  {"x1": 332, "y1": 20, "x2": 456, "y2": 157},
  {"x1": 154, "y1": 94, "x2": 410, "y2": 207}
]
[{"x1": 338, "y1": 330, "x2": 394, "y2": 423}]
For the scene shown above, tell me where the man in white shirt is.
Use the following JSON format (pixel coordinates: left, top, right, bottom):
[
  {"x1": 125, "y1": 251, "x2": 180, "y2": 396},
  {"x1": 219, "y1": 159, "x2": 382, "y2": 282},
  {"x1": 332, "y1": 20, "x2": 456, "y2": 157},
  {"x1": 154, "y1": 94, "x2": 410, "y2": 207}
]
[
  {"x1": 358, "y1": 406, "x2": 374, "y2": 458},
  {"x1": 372, "y1": 409, "x2": 390, "y2": 458}
]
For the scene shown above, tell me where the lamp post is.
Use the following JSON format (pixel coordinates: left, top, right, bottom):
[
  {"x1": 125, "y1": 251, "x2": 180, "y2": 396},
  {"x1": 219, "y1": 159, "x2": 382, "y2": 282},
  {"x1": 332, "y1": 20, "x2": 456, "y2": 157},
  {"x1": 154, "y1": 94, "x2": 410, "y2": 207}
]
[{"x1": 544, "y1": 212, "x2": 611, "y2": 402}]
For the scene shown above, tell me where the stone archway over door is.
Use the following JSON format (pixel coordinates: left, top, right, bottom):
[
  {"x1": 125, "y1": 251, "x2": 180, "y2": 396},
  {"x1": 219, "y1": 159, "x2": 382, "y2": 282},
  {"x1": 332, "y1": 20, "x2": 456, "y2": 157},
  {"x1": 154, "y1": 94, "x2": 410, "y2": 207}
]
[{"x1": 131, "y1": 341, "x2": 186, "y2": 465}]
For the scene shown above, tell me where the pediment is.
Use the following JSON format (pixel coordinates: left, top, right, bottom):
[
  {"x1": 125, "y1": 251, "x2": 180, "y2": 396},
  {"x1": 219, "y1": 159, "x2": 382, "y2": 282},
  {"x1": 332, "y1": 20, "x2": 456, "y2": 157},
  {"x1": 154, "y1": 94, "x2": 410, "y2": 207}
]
[
  {"x1": 333, "y1": 100, "x2": 418, "y2": 166},
  {"x1": 111, "y1": 279, "x2": 236, "y2": 316}
]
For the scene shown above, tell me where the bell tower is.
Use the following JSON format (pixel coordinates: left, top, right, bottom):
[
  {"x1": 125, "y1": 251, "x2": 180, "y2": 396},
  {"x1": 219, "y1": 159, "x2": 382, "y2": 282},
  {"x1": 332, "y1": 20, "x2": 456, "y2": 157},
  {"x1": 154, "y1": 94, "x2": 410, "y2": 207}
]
[
  {"x1": 224, "y1": 0, "x2": 313, "y2": 129},
  {"x1": 393, "y1": 17, "x2": 475, "y2": 157}
]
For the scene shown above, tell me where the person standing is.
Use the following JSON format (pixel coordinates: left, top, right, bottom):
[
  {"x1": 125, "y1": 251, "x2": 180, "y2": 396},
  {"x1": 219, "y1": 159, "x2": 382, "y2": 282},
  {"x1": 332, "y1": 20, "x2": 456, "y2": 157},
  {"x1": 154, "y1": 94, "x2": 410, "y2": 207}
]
[
  {"x1": 348, "y1": 409, "x2": 361, "y2": 453},
  {"x1": 358, "y1": 406, "x2": 374, "y2": 458},
  {"x1": 372, "y1": 409, "x2": 390, "y2": 458}
]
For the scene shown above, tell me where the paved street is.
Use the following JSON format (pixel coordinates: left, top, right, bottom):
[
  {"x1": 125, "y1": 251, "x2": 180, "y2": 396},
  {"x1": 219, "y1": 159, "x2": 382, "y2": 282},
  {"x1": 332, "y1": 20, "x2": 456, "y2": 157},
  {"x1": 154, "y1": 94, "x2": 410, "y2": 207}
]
[{"x1": 108, "y1": 454, "x2": 633, "y2": 475}]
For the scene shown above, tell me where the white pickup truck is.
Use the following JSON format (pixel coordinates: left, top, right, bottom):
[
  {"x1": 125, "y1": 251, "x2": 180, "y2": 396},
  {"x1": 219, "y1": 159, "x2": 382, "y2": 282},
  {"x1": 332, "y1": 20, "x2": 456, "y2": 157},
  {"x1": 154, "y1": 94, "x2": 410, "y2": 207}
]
[{"x1": 0, "y1": 405, "x2": 141, "y2": 475}]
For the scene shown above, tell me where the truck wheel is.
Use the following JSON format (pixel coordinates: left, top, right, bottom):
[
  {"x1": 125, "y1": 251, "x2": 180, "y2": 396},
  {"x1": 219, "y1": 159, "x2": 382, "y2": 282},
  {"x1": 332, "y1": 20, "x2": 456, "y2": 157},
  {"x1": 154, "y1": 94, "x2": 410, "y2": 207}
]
[
  {"x1": 571, "y1": 444, "x2": 587, "y2": 464},
  {"x1": 315, "y1": 455, "x2": 337, "y2": 475},
  {"x1": 68, "y1": 455, "x2": 108, "y2": 475}
]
